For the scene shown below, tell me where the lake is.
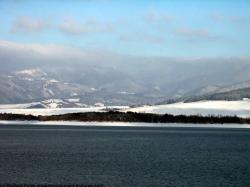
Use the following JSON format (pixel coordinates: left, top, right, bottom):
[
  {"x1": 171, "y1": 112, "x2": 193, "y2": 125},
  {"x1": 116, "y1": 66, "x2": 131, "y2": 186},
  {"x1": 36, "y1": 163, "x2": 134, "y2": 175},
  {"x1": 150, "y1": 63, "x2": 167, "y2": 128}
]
[{"x1": 0, "y1": 124, "x2": 250, "y2": 186}]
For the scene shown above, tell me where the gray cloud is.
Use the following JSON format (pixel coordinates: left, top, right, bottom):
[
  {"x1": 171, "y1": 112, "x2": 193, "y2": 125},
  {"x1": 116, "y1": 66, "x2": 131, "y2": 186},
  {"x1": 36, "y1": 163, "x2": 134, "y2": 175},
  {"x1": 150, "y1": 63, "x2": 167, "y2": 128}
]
[
  {"x1": 11, "y1": 16, "x2": 49, "y2": 33},
  {"x1": 10, "y1": 16, "x2": 114, "y2": 35},
  {"x1": 58, "y1": 17, "x2": 114, "y2": 35},
  {"x1": 1, "y1": 39, "x2": 249, "y2": 70},
  {"x1": 0, "y1": 39, "x2": 124, "y2": 72},
  {"x1": 0, "y1": 39, "x2": 93, "y2": 62}
]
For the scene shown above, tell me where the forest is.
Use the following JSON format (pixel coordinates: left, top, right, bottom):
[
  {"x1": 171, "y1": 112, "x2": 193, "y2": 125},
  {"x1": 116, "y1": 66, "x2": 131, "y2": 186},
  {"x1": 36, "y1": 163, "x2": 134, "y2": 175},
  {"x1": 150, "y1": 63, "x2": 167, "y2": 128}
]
[{"x1": 0, "y1": 111, "x2": 250, "y2": 124}]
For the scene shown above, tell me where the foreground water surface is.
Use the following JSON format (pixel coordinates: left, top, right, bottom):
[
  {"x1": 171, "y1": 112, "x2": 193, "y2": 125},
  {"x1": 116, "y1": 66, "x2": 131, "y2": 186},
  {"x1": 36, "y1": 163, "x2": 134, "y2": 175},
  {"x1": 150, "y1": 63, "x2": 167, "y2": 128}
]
[{"x1": 0, "y1": 124, "x2": 250, "y2": 186}]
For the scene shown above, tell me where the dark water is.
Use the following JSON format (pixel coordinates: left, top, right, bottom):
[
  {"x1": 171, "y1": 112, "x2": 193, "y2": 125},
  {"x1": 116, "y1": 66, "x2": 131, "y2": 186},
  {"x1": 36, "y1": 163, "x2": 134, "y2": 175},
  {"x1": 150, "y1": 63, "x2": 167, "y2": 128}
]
[{"x1": 0, "y1": 125, "x2": 250, "y2": 187}]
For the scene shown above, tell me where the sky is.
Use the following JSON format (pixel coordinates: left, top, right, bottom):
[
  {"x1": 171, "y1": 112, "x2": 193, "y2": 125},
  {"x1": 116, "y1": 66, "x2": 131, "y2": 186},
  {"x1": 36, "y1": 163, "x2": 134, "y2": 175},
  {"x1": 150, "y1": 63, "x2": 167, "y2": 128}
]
[{"x1": 0, "y1": 0, "x2": 250, "y2": 58}]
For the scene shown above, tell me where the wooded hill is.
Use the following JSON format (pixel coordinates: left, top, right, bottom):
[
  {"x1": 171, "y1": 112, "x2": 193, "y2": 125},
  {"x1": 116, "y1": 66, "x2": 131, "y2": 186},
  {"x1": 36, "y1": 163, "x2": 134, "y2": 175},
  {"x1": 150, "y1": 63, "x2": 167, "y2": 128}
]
[{"x1": 0, "y1": 111, "x2": 250, "y2": 124}]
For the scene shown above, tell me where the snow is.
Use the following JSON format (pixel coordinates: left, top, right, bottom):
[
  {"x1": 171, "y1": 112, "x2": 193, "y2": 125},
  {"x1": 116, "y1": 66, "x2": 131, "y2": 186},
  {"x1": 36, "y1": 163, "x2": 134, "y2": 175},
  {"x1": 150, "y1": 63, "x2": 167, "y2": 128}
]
[
  {"x1": 0, "y1": 100, "x2": 250, "y2": 118},
  {"x1": 66, "y1": 98, "x2": 80, "y2": 102},
  {"x1": 23, "y1": 77, "x2": 34, "y2": 81},
  {"x1": 71, "y1": 93, "x2": 78, "y2": 96},
  {"x1": 15, "y1": 68, "x2": 47, "y2": 76},
  {"x1": 0, "y1": 107, "x2": 105, "y2": 116},
  {"x1": 94, "y1": 102, "x2": 105, "y2": 107},
  {"x1": 42, "y1": 99, "x2": 66, "y2": 104},
  {"x1": 47, "y1": 102, "x2": 59, "y2": 109},
  {"x1": 118, "y1": 91, "x2": 135, "y2": 95},
  {"x1": 47, "y1": 89, "x2": 54, "y2": 96},
  {"x1": 48, "y1": 79, "x2": 59, "y2": 83},
  {"x1": 0, "y1": 106, "x2": 130, "y2": 116},
  {"x1": 123, "y1": 100, "x2": 250, "y2": 118},
  {"x1": 0, "y1": 102, "x2": 42, "y2": 109},
  {"x1": 243, "y1": 98, "x2": 250, "y2": 101},
  {"x1": 41, "y1": 99, "x2": 69, "y2": 108},
  {"x1": 76, "y1": 103, "x2": 88, "y2": 107}
]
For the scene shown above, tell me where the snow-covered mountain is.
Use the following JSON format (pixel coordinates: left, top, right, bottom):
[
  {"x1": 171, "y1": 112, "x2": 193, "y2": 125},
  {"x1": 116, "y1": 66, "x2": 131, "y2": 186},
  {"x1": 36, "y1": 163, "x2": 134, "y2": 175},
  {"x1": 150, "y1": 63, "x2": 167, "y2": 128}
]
[
  {"x1": 2, "y1": 66, "x2": 250, "y2": 105},
  {"x1": 1, "y1": 40, "x2": 250, "y2": 105},
  {"x1": 0, "y1": 69, "x2": 92, "y2": 104},
  {"x1": 1, "y1": 56, "x2": 250, "y2": 105},
  {"x1": 0, "y1": 68, "x2": 166, "y2": 105},
  {"x1": 175, "y1": 80, "x2": 250, "y2": 103}
]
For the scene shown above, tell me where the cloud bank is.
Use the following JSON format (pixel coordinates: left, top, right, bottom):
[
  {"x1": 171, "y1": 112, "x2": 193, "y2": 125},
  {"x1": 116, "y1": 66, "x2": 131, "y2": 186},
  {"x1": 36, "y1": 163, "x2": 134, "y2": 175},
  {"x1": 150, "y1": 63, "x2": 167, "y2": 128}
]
[{"x1": 0, "y1": 39, "x2": 249, "y2": 72}]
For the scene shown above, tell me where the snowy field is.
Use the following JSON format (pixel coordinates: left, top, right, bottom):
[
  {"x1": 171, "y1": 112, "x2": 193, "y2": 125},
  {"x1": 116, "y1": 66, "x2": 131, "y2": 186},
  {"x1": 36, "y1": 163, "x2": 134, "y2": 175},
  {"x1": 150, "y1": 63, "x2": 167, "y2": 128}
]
[
  {"x1": 0, "y1": 106, "x2": 129, "y2": 116},
  {"x1": 0, "y1": 100, "x2": 250, "y2": 118},
  {"x1": 124, "y1": 100, "x2": 250, "y2": 118}
]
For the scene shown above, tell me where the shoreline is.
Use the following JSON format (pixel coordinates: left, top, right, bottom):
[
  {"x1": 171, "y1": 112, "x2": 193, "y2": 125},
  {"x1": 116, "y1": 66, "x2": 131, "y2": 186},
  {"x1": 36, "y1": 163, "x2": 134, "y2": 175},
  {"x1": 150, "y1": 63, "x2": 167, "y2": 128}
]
[{"x1": 1, "y1": 120, "x2": 250, "y2": 129}]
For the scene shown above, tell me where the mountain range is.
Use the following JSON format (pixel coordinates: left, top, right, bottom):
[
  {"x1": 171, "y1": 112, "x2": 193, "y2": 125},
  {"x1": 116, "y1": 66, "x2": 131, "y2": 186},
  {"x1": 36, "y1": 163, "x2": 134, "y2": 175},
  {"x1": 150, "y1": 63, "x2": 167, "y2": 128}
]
[
  {"x1": 1, "y1": 64, "x2": 250, "y2": 106},
  {"x1": 1, "y1": 40, "x2": 250, "y2": 105}
]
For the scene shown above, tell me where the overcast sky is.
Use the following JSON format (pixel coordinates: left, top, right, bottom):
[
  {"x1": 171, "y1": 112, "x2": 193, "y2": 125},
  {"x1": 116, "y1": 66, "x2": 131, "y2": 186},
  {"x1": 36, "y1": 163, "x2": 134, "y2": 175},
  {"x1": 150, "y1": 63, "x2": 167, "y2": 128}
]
[{"x1": 0, "y1": 0, "x2": 250, "y2": 58}]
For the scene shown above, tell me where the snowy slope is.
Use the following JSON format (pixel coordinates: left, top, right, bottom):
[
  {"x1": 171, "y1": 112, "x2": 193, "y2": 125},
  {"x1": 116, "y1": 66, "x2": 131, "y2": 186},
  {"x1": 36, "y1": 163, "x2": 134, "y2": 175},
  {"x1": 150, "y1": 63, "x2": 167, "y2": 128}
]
[
  {"x1": 1, "y1": 100, "x2": 250, "y2": 118},
  {"x1": 123, "y1": 100, "x2": 250, "y2": 118},
  {"x1": 0, "y1": 99, "x2": 85, "y2": 109}
]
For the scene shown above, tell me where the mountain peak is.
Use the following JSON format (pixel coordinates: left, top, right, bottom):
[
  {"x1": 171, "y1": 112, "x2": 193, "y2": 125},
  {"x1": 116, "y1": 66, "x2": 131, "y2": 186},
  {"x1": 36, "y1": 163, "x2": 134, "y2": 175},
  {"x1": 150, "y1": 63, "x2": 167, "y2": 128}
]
[{"x1": 14, "y1": 68, "x2": 47, "y2": 77}]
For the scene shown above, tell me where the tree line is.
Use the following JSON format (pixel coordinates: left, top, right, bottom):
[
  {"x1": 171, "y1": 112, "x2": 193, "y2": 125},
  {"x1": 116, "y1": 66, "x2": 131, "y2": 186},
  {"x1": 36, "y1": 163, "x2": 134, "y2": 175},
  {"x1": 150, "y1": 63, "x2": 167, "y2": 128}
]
[{"x1": 0, "y1": 111, "x2": 250, "y2": 124}]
